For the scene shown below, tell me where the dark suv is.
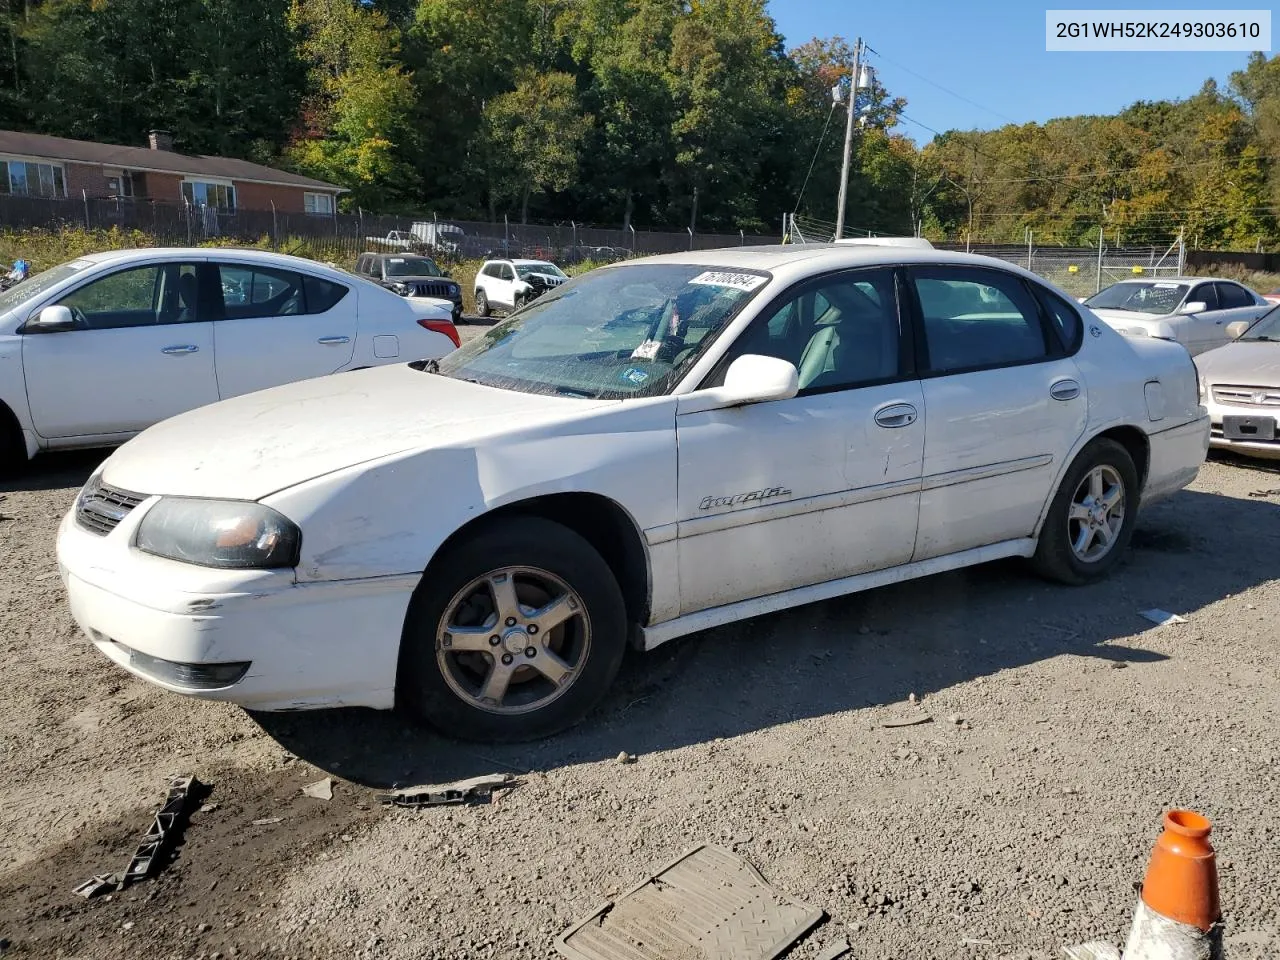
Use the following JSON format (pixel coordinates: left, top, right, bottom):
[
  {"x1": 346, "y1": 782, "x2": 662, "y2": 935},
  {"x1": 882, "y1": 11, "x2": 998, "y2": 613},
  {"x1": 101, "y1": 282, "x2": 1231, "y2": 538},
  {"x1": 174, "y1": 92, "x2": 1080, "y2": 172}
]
[{"x1": 355, "y1": 253, "x2": 463, "y2": 322}]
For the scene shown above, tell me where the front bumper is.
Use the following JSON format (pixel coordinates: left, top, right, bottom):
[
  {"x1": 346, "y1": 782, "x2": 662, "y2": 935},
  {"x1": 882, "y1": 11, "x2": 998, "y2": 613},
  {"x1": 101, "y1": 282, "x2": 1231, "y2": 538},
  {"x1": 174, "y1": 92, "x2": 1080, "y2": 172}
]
[
  {"x1": 1205, "y1": 396, "x2": 1280, "y2": 460},
  {"x1": 56, "y1": 508, "x2": 417, "y2": 711}
]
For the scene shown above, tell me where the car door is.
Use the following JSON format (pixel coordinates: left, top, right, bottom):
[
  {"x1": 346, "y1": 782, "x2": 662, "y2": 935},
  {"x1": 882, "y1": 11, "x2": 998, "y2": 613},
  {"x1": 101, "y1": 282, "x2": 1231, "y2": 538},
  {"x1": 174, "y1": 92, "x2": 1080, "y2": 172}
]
[
  {"x1": 20, "y1": 259, "x2": 218, "y2": 439},
  {"x1": 1178, "y1": 282, "x2": 1221, "y2": 355},
  {"x1": 905, "y1": 264, "x2": 1088, "y2": 561},
  {"x1": 1212, "y1": 281, "x2": 1267, "y2": 349},
  {"x1": 210, "y1": 262, "x2": 358, "y2": 400},
  {"x1": 497, "y1": 263, "x2": 519, "y2": 308},
  {"x1": 675, "y1": 267, "x2": 924, "y2": 615}
]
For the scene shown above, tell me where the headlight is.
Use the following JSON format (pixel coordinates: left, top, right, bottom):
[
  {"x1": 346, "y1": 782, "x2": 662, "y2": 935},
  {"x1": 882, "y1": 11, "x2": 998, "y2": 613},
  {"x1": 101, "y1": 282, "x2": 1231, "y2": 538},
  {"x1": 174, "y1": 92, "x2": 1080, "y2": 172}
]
[
  {"x1": 1198, "y1": 376, "x2": 1208, "y2": 403},
  {"x1": 136, "y1": 499, "x2": 300, "y2": 569},
  {"x1": 390, "y1": 282, "x2": 410, "y2": 296}
]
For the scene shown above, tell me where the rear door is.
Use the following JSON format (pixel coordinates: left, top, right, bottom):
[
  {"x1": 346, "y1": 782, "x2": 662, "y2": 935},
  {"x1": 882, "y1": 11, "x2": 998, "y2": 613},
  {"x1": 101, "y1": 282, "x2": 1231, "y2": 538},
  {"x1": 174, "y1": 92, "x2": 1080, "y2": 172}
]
[
  {"x1": 21, "y1": 260, "x2": 218, "y2": 438},
  {"x1": 906, "y1": 264, "x2": 1088, "y2": 560},
  {"x1": 210, "y1": 262, "x2": 358, "y2": 400}
]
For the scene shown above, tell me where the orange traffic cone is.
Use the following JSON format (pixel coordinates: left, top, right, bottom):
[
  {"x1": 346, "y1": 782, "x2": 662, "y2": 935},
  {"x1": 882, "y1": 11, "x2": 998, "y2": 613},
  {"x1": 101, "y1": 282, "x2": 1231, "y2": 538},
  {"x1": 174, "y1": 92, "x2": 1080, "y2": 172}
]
[{"x1": 1121, "y1": 810, "x2": 1222, "y2": 959}]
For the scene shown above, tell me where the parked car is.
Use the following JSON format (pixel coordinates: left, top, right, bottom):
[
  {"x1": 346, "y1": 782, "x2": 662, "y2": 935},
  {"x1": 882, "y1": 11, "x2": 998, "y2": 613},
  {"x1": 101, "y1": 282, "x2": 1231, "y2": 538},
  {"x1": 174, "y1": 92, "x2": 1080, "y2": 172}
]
[
  {"x1": 365, "y1": 222, "x2": 467, "y2": 256},
  {"x1": 56, "y1": 241, "x2": 1208, "y2": 742},
  {"x1": 354, "y1": 252, "x2": 462, "y2": 322},
  {"x1": 0, "y1": 248, "x2": 460, "y2": 470},
  {"x1": 1082, "y1": 277, "x2": 1270, "y2": 356},
  {"x1": 473, "y1": 258, "x2": 568, "y2": 317},
  {"x1": 1196, "y1": 306, "x2": 1280, "y2": 460}
]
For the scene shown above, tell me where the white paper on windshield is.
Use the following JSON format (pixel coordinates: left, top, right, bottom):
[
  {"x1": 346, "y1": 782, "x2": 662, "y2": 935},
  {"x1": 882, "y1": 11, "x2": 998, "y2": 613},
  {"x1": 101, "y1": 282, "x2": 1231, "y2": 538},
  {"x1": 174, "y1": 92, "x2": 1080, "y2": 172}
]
[
  {"x1": 631, "y1": 339, "x2": 662, "y2": 361},
  {"x1": 688, "y1": 271, "x2": 767, "y2": 291},
  {"x1": 1154, "y1": 282, "x2": 1180, "y2": 288}
]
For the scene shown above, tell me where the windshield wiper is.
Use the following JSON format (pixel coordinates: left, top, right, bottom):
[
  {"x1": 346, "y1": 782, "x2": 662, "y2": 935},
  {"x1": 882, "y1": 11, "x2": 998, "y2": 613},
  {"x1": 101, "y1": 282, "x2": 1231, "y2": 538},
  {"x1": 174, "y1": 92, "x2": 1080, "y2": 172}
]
[
  {"x1": 552, "y1": 386, "x2": 598, "y2": 398},
  {"x1": 1244, "y1": 335, "x2": 1277, "y2": 342},
  {"x1": 409, "y1": 358, "x2": 439, "y2": 373}
]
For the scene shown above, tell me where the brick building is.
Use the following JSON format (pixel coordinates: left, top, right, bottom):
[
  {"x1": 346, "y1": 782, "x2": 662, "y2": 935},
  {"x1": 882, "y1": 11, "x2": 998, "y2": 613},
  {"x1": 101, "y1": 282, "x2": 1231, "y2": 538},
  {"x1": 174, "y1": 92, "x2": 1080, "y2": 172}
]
[{"x1": 0, "y1": 129, "x2": 343, "y2": 216}]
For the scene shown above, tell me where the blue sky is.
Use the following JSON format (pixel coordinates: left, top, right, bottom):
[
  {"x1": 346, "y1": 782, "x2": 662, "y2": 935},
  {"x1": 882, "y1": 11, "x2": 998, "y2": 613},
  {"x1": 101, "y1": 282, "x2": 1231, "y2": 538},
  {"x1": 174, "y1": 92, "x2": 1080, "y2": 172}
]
[{"x1": 769, "y1": 1, "x2": 1265, "y2": 142}]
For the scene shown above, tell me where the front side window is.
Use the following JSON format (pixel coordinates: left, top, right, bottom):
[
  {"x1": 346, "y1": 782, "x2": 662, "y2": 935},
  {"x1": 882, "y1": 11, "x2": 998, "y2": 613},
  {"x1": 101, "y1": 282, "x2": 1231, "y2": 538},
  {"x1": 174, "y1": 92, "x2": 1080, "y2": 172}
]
[
  {"x1": 709, "y1": 268, "x2": 901, "y2": 392},
  {"x1": 1188, "y1": 283, "x2": 1219, "y2": 311},
  {"x1": 56, "y1": 263, "x2": 201, "y2": 329},
  {"x1": 0, "y1": 159, "x2": 66, "y2": 197},
  {"x1": 1085, "y1": 282, "x2": 1188, "y2": 314},
  {"x1": 911, "y1": 267, "x2": 1049, "y2": 374},
  {"x1": 437, "y1": 264, "x2": 770, "y2": 398},
  {"x1": 182, "y1": 180, "x2": 236, "y2": 212}
]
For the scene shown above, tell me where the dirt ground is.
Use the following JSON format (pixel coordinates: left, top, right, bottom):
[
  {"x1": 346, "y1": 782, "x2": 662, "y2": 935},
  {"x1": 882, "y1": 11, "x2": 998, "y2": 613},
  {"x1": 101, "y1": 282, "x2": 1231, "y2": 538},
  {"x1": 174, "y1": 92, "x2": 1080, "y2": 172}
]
[{"x1": 2, "y1": 419, "x2": 1279, "y2": 959}]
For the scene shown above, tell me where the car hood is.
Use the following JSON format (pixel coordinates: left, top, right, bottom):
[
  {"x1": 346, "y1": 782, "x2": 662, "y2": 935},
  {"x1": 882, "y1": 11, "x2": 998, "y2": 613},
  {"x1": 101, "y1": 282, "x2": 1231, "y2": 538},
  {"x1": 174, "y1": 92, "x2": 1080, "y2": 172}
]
[
  {"x1": 1196, "y1": 341, "x2": 1280, "y2": 385},
  {"x1": 100, "y1": 365, "x2": 612, "y2": 501},
  {"x1": 390, "y1": 275, "x2": 456, "y2": 285}
]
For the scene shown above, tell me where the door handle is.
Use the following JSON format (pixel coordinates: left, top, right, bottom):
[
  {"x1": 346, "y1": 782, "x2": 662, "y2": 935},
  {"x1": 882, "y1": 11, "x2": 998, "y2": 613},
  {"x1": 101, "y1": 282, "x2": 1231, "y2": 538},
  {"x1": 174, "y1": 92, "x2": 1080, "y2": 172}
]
[
  {"x1": 873, "y1": 403, "x2": 918, "y2": 428},
  {"x1": 1050, "y1": 379, "x2": 1081, "y2": 401},
  {"x1": 161, "y1": 344, "x2": 199, "y2": 355},
  {"x1": 317, "y1": 336, "x2": 351, "y2": 345}
]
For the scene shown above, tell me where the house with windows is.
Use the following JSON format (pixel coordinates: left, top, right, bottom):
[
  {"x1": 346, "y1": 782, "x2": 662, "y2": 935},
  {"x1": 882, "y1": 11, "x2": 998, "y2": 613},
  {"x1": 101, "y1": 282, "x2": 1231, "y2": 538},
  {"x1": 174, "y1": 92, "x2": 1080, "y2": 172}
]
[{"x1": 0, "y1": 129, "x2": 343, "y2": 215}]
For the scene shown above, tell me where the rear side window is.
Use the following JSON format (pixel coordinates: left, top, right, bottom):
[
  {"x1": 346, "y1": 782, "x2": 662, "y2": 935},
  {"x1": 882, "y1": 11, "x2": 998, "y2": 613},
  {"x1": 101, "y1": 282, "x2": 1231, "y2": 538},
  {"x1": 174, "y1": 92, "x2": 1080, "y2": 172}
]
[
  {"x1": 303, "y1": 275, "x2": 349, "y2": 313},
  {"x1": 910, "y1": 266, "x2": 1049, "y2": 374},
  {"x1": 1032, "y1": 285, "x2": 1083, "y2": 353},
  {"x1": 217, "y1": 264, "x2": 348, "y2": 318},
  {"x1": 1215, "y1": 282, "x2": 1253, "y2": 309}
]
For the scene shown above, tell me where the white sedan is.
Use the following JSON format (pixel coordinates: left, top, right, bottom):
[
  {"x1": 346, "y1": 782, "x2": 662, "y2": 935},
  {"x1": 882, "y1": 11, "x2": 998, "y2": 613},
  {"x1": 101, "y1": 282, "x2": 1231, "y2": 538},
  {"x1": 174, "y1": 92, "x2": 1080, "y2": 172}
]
[
  {"x1": 1082, "y1": 277, "x2": 1270, "y2": 356},
  {"x1": 0, "y1": 248, "x2": 460, "y2": 469},
  {"x1": 1196, "y1": 306, "x2": 1280, "y2": 459},
  {"x1": 56, "y1": 240, "x2": 1209, "y2": 742}
]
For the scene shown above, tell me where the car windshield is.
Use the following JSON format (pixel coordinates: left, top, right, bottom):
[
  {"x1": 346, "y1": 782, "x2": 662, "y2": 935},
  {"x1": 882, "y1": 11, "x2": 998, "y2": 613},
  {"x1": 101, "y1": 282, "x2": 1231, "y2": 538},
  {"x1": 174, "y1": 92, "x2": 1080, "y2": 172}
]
[
  {"x1": 516, "y1": 262, "x2": 566, "y2": 279},
  {"x1": 1085, "y1": 282, "x2": 1188, "y2": 314},
  {"x1": 435, "y1": 263, "x2": 770, "y2": 398},
  {"x1": 0, "y1": 259, "x2": 93, "y2": 313},
  {"x1": 1239, "y1": 306, "x2": 1280, "y2": 341},
  {"x1": 384, "y1": 256, "x2": 442, "y2": 278}
]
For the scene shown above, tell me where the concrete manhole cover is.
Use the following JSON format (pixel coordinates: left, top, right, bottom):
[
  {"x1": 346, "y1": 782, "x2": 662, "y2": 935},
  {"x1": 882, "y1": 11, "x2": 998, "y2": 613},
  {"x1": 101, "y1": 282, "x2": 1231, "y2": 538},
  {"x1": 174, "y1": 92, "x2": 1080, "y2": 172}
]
[{"x1": 556, "y1": 843, "x2": 825, "y2": 960}]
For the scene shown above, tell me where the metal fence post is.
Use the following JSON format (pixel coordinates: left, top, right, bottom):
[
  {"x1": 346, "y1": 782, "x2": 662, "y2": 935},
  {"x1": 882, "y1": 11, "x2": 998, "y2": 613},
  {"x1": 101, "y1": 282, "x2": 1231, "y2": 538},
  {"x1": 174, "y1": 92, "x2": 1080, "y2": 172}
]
[
  {"x1": 1096, "y1": 226, "x2": 1104, "y2": 294},
  {"x1": 629, "y1": 224, "x2": 636, "y2": 254},
  {"x1": 740, "y1": 229, "x2": 745, "y2": 246},
  {"x1": 504, "y1": 214, "x2": 509, "y2": 257},
  {"x1": 1026, "y1": 228, "x2": 1032, "y2": 270},
  {"x1": 687, "y1": 226, "x2": 693, "y2": 251},
  {"x1": 270, "y1": 201, "x2": 278, "y2": 247},
  {"x1": 82, "y1": 190, "x2": 90, "y2": 229}
]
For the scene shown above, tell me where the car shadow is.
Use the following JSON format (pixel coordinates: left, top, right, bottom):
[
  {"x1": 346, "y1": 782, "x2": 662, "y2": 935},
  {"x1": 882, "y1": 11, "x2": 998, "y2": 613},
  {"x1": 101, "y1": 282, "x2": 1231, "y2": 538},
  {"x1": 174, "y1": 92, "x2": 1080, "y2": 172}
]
[
  {"x1": 256, "y1": 486, "x2": 1280, "y2": 790},
  {"x1": 0, "y1": 449, "x2": 105, "y2": 494}
]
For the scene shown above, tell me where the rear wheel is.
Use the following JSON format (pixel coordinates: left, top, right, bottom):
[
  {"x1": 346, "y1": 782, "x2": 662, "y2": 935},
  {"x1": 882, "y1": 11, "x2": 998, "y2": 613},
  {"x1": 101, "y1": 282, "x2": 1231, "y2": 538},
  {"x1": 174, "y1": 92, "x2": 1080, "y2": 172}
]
[
  {"x1": 475, "y1": 289, "x2": 490, "y2": 318},
  {"x1": 398, "y1": 517, "x2": 627, "y2": 742},
  {"x1": 0, "y1": 405, "x2": 25, "y2": 478},
  {"x1": 1031, "y1": 438, "x2": 1139, "y2": 585}
]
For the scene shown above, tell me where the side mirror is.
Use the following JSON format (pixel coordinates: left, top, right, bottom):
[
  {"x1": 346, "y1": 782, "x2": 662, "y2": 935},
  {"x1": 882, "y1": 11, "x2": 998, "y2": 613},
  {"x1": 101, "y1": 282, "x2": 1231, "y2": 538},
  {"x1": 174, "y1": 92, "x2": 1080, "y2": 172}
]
[
  {"x1": 1226, "y1": 320, "x2": 1251, "y2": 340},
  {"x1": 27, "y1": 305, "x2": 78, "y2": 332},
  {"x1": 1180, "y1": 301, "x2": 1207, "y2": 315},
  {"x1": 679, "y1": 354, "x2": 799, "y2": 414},
  {"x1": 443, "y1": 270, "x2": 452, "y2": 278}
]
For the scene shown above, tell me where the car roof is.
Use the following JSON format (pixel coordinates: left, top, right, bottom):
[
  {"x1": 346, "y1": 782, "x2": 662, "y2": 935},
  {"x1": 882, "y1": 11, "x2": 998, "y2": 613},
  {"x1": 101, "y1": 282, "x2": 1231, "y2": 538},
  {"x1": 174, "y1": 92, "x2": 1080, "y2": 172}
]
[
  {"x1": 510, "y1": 259, "x2": 558, "y2": 266},
  {"x1": 73, "y1": 247, "x2": 358, "y2": 284},
  {"x1": 1105, "y1": 277, "x2": 1205, "y2": 285},
  {"x1": 614, "y1": 243, "x2": 1053, "y2": 275}
]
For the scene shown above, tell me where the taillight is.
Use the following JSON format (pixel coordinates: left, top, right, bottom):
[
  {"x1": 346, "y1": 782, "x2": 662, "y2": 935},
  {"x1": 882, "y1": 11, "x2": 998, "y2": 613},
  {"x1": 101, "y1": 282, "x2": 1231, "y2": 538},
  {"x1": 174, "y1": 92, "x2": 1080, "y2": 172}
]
[{"x1": 418, "y1": 318, "x2": 461, "y2": 348}]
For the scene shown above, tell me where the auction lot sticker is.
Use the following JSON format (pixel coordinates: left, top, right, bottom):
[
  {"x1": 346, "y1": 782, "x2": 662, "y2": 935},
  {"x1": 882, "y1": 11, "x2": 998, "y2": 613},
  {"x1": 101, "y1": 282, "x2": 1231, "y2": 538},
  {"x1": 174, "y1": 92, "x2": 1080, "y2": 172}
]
[
  {"x1": 1046, "y1": 10, "x2": 1271, "y2": 51},
  {"x1": 689, "y1": 271, "x2": 769, "y2": 291}
]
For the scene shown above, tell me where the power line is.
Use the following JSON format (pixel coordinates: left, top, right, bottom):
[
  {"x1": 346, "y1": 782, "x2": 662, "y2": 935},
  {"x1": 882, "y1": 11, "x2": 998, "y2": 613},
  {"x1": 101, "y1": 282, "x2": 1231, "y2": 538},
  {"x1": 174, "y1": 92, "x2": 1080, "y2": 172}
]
[
  {"x1": 865, "y1": 47, "x2": 1021, "y2": 126},
  {"x1": 794, "y1": 102, "x2": 839, "y2": 213}
]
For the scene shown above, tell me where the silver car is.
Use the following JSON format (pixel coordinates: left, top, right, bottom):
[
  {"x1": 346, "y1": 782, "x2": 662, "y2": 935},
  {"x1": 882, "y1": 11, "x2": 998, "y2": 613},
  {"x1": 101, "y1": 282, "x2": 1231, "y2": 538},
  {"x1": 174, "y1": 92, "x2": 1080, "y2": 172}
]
[
  {"x1": 1084, "y1": 277, "x2": 1270, "y2": 357},
  {"x1": 1197, "y1": 307, "x2": 1280, "y2": 460}
]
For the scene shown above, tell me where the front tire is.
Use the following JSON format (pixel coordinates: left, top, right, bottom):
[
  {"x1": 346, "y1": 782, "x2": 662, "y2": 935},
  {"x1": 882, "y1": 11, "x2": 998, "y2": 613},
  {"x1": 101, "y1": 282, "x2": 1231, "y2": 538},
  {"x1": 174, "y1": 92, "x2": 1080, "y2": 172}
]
[
  {"x1": 398, "y1": 517, "x2": 627, "y2": 742},
  {"x1": 1031, "y1": 438, "x2": 1139, "y2": 585},
  {"x1": 475, "y1": 288, "x2": 491, "y2": 318}
]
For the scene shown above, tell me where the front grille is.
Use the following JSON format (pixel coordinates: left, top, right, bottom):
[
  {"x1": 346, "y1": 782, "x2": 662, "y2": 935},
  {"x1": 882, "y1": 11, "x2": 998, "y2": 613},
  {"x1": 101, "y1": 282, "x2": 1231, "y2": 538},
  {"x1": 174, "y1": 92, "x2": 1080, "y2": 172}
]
[
  {"x1": 77, "y1": 483, "x2": 145, "y2": 536},
  {"x1": 411, "y1": 281, "x2": 458, "y2": 300},
  {"x1": 1212, "y1": 384, "x2": 1280, "y2": 408}
]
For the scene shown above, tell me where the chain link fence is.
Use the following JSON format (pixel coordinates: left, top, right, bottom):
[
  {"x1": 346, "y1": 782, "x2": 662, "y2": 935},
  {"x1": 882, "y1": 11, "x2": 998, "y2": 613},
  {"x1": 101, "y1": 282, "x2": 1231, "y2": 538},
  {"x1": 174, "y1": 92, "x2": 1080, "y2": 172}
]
[{"x1": 0, "y1": 194, "x2": 778, "y2": 270}]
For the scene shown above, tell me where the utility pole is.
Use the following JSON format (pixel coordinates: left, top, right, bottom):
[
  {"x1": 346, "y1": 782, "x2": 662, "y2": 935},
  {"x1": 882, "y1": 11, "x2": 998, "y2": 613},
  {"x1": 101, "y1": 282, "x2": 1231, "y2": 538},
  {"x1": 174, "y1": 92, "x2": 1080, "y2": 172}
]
[{"x1": 834, "y1": 36, "x2": 863, "y2": 241}]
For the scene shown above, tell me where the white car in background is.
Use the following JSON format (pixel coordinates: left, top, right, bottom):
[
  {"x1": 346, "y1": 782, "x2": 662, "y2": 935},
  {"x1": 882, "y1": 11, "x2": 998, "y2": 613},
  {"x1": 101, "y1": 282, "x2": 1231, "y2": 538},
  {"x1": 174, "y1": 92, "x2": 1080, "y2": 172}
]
[
  {"x1": 1196, "y1": 306, "x2": 1280, "y2": 460},
  {"x1": 1083, "y1": 277, "x2": 1270, "y2": 356},
  {"x1": 0, "y1": 248, "x2": 460, "y2": 469},
  {"x1": 56, "y1": 241, "x2": 1208, "y2": 743},
  {"x1": 473, "y1": 258, "x2": 568, "y2": 317}
]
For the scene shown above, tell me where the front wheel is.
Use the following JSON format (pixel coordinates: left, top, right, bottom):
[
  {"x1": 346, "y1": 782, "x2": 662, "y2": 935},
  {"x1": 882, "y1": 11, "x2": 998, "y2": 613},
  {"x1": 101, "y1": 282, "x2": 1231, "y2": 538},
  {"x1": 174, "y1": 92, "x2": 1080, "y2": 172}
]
[
  {"x1": 1030, "y1": 438, "x2": 1140, "y2": 585},
  {"x1": 398, "y1": 517, "x2": 627, "y2": 742}
]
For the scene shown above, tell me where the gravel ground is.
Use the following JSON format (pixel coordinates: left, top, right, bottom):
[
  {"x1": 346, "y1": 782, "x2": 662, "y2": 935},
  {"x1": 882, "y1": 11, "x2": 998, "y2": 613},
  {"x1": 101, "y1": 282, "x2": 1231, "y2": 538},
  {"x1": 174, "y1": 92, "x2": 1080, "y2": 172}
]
[{"x1": 1, "y1": 409, "x2": 1278, "y2": 959}]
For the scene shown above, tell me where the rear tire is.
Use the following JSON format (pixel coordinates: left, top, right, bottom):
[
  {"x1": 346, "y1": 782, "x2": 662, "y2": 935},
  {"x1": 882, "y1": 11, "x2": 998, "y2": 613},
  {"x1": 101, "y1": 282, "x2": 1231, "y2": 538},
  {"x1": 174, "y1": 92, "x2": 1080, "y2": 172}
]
[
  {"x1": 475, "y1": 289, "x2": 490, "y2": 318},
  {"x1": 1031, "y1": 438, "x2": 1139, "y2": 585},
  {"x1": 398, "y1": 517, "x2": 628, "y2": 742},
  {"x1": 0, "y1": 405, "x2": 25, "y2": 479}
]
